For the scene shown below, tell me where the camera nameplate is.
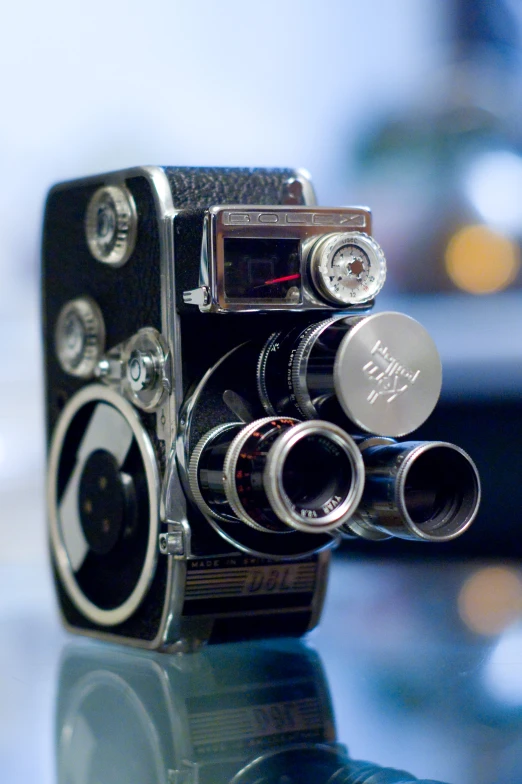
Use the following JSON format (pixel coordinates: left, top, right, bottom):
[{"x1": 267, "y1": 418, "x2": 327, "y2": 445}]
[{"x1": 200, "y1": 206, "x2": 373, "y2": 313}]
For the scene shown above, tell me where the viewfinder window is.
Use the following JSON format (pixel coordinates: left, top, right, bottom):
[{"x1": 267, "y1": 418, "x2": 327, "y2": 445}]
[{"x1": 223, "y1": 238, "x2": 301, "y2": 301}]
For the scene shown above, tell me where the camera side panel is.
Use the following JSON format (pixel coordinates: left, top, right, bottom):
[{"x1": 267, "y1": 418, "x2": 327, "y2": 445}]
[{"x1": 43, "y1": 173, "x2": 169, "y2": 643}]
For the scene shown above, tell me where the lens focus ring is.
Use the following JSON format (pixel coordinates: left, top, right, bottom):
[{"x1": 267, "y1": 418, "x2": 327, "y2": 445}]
[
  {"x1": 223, "y1": 417, "x2": 300, "y2": 533},
  {"x1": 188, "y1": 422, "x2": 242, "y2": 523}
]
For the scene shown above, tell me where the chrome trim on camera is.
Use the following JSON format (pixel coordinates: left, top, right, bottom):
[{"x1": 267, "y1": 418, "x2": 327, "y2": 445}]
[
  {"x1": 140, "y1": 166, "x2": 189, "y2": 647},
  {"x1": 191, "y1": 205, "x2": 373, "y2": 313},
  {"x1": 123, "y1": 327, "x2": 171, "y2": 412},
  {"x1": 48, "y1": 384, "x2": 160, "y2": 627},
  {"x1": 281, "y1": 168, "x2": 317, "y2": 206},
  {"x1": 182, "y1": 286, "x2": 210, "y2": 307}
]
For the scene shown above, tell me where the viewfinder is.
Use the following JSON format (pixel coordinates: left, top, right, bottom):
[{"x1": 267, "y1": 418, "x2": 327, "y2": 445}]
[{"x1": 223, "y1": 237, "x2": 301, "y2": 301}]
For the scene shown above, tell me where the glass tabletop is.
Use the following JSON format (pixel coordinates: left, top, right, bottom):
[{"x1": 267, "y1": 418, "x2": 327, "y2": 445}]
[{"x1": 1, "y1": 555, "x2": 521, "y2": 784}]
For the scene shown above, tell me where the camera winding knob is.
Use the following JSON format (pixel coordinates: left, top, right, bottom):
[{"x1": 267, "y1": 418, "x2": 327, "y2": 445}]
[
  {"x1": 55, "y1": 297, "x2": 106, "y2": 378},
  {"x1": 85, "y1": 184, "x2": 137, "y2": 266},
  {"x1": 309, "y1": 231, "x2": 386, "y2": 305}
]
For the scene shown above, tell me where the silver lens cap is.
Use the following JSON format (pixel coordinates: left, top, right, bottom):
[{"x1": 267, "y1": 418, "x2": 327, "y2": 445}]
[{"x1": 333, "y1": 311, "x2": 442, "y2": 437}]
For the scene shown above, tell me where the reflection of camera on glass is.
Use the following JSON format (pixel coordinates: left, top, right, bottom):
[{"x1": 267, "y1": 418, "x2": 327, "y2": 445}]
[
  {"x1": 43, "y1": 167, "x2": 481, "y2": 650},
  {"x1": 56, "y1": 639, "x2": 450, "y2": 784}
]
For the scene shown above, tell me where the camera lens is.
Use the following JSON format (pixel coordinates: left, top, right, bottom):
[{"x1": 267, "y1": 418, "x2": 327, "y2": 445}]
[
  {"x1": 257, "y1": 312, "x2": 442, "y2": 438},
  {"x1": 281, "y1": 435, "x2": 345, "y2": 509},
  {"x1": 188, "y1": 422, "x2": 244, "y2": 525},
  {"x1": 262, "y1": 420, "x2": 365, "y2": 534},
  {"x1": 403, "y1": 448, "x2": 459, "y2": 527},
  {"x1": 343, "y1": 440, "x2": 481, "y2": 542},
  {"x1": 189, "y1": 417, "x2": 365, "y2": 535}
]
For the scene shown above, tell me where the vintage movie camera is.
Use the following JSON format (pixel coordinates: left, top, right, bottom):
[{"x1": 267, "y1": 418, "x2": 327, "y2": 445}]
[
  {"x1": 43, "y1": 167, "x2": 481, "y2": 650},
  {"x1": 56, "y1": 639, "x2": 450, "y2": 784}
]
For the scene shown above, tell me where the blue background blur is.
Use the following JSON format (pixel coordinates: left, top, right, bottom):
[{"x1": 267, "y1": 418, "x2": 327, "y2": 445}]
[{"x1": 3, "y1": 0, "x2": 522, "y2": 566}]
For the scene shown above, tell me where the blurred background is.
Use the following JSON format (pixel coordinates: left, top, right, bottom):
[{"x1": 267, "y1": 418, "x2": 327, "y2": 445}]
[{"x1": 4, "y1": 0, "x2": 522, "y2": 564}]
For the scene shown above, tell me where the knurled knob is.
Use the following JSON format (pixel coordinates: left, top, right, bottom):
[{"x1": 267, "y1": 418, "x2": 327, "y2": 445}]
[{"x1": 55, "y1": 297, "x2": 105, "y2": 378}]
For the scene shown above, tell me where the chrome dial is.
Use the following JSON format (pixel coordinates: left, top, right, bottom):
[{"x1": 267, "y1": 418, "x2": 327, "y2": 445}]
[
  {"x1": 309, "y1": 231, "x2": 386, "y2": 305},
  {"x1": 55, "y1": 297, "x2": 105, "y2": 378},
  {"x1": 85, "y1": 184, "x2": 137, "y2": 266}
]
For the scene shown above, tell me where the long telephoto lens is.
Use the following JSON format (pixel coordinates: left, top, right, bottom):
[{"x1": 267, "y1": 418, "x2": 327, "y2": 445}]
[
  {"x1": 189, "y1": 417, "x2": 365, "y2": 535},
  {"x1": 257, "y1": 312, "x2": 442, "y2": 438},
  {"x1": 342, "y1": 438, "x2": 481, "y2": 542}
]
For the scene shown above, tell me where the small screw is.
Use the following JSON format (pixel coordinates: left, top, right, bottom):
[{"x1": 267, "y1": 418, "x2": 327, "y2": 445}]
[{"x1": 159, "y1": 531, "x2": 185, "y2": 556}]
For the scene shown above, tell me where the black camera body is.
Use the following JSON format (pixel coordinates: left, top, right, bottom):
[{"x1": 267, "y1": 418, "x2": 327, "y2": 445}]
[{"x1": 43, "y1": 166, "x2": 480, "y2": 651}]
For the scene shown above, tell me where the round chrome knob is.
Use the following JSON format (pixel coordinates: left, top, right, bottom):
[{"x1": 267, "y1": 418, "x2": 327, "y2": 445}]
[
  {"x1": 123, "y1": 328, "x2": 170, "y2": 412},
  {"x1": 309, "y1": 231, "x2": 386, "y2": 305},
  {"x1": 85, "y1": 184, "x2": 137, "y2": 267},
  {"x1": 55, "y1": 297, "x2": 105, "y2": 378}
]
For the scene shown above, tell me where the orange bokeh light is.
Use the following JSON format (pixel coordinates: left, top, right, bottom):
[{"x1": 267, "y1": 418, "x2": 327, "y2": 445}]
[
  {"x1": 458, "y1": 566, "x2": 522, "y2": 636},
  {"x1": 445, "y1": 224, "x2": 520, "y2": 294}
]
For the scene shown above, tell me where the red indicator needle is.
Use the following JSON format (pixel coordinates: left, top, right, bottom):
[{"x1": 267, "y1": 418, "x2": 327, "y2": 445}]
[{"x1": 263, "y1": 273, "x2": 301, "y2": 286}]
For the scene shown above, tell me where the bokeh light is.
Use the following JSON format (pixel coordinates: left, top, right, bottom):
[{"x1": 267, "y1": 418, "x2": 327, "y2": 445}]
[
  {"x1": 484, "y1": 623, "x2": 522, "y2": 705},
  {"x1": 465, "y1": 150, "x2": 522, "y2": 234},
  {"x1": 458, "y1": 566, "x2": 522, "y2": 636},
  {"x1": 444, "y1": 224, "x2": 520, "y2": 294}
]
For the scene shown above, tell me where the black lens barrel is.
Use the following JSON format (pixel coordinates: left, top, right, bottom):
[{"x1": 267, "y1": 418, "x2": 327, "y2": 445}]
[
  {"x1": 189, "y1": 417, "x2": 365, "y2": 535},
  {"x1": 257, "y1": 319, "x2": 351, "y2": 421}
]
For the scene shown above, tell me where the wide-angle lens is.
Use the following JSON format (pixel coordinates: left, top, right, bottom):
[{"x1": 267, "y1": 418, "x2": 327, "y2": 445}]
[{"x1": 343, "y1": 439, "x2": 481, "y2": 542}]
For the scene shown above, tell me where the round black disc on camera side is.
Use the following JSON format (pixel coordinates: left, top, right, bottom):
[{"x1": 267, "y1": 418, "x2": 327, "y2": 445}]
[
  {"x1": 49, "y1": 385, "x2": 160, "y2": 625},
  {"x1": 78, "y1": 449, "x2": 136, "y2": 556}
]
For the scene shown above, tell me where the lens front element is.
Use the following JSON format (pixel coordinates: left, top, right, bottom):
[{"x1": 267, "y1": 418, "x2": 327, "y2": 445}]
[
  {"x1": 263, "y1": 421, "x2": 365, "y2": 533},
  {"x1": 345, "y1": 439, "x2": 481, "y2": 542}
]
